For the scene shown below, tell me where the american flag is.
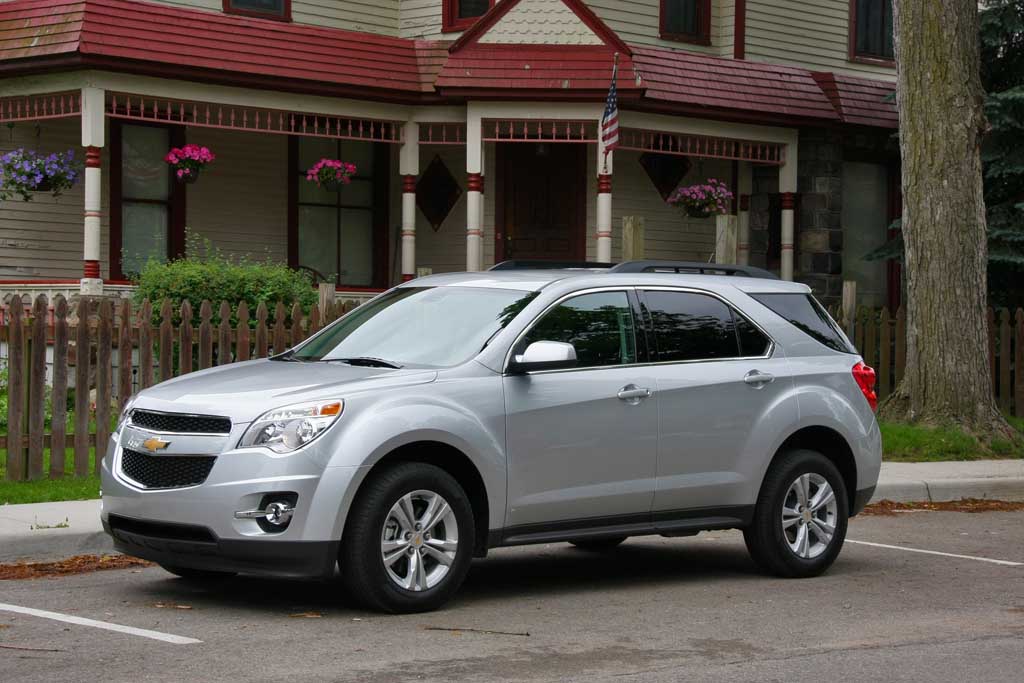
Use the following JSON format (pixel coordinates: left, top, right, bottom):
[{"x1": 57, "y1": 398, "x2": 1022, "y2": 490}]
[{"x1": 601, "y1": 54, "x2": 620, "y2": 156}]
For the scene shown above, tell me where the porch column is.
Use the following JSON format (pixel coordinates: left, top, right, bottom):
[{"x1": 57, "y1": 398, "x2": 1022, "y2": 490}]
[
  {"x1": 737, "y1": 163, "x2": 753, "y2": 266},
  {"x1": 779, "y1": 142, "x2": 798, "y2": 281},
  {"x1": 466, "y1": 117, "x2": 484, "y2": 271},
  {"x1": 81, "y1": 87, "x2": 105, "y2": 295},
  {"x1": 400, "y1": 121, "x2": 419, "y2": 281},
  {"x1": 596, "y1": 139, "x2": 614, "y2": 263}
]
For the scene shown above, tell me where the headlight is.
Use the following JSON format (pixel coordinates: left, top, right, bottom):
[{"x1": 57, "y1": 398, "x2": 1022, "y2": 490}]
[
  {"x1": 238, "y1": 400, "x2": 344, "y2": 454},
  {"x1": 115, "y1": 395, "x2": 138, "y2": 435}
]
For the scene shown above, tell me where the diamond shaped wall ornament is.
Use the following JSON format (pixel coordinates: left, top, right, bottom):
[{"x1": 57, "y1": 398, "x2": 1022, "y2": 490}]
[
  {"x1": 639, "y1": 153, "x2": 692, "y2": 201},
  {"x1": 416, "y1": 155, "x2": 462, "y2": 232}
]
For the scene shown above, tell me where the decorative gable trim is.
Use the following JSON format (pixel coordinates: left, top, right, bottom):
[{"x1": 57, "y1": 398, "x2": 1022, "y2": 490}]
[{"x1": 449, "y1": 0, "x2": 632, "y2": 55}]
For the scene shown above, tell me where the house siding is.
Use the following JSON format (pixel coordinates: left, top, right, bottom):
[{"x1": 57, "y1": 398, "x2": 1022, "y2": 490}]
[
  {"x1": 744, "y1": 0, "x2": 896, "y2": 80},
  {"x1": 184, "y1": 129, "x2": 289, "y2": 265},
  {"x1": 399, "y1": 0, "x2": 446, "y2": 39},
  {"x1": 586, "y1": 0, "x2": 734, "y2": 56},
  {"x1": 480, "y1": 0, "x2": 602, "y2": 45},
  {"x1": 142, "y1": 0, "x2": 401, "y2": 36},
  {"x1": 0, "y1": 118, "x2": 110, "y2": 281}
]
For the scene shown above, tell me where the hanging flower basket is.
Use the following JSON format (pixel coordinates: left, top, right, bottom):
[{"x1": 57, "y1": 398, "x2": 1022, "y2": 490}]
[
  {"x1": 667, "y1": 178, "x2": 734, "y2": 219},
  {"x1": 165, "y1": 144, "x2": 215, "y2": 183},
  {"x1": 306, "y1": 159, "x2": 357, "y2": 191},
  {"x1": 0, "y1": 149, "x2": 81, "y2": 202}
]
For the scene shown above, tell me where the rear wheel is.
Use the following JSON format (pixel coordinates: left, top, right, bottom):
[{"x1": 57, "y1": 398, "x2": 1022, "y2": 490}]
[
  {"x1": 159, "y1": 564, "x2": 236, "y2": 580},
  {"x1": 569, "y1": 537, "x2": 627, "y2": 551},
  {"x1": 340, "y1": 462, "x2": 475, "y2": 613},
  {"x1": 744, "y1": 449, "x2": 848, "y2": 578}
]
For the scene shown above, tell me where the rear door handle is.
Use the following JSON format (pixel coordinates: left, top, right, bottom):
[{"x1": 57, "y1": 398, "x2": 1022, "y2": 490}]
[
  {"x1": 617, "y1": 385, "x2": 652, "y2": 402},
  {"x1": 743, "y1": 370, "x2": 775, "y2": 387}
]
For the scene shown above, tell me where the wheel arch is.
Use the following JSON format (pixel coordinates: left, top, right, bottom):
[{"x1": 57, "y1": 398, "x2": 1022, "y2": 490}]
[
  {"x1": 772, "y1": 426, "x2": 858, "y2": 514},
  {"x1": 351, "y1": 441, "x2": 492, "y2": 557}
]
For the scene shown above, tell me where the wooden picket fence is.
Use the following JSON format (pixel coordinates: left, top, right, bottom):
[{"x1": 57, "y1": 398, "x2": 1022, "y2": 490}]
[
  {"x1": 1, "y1": 295, "x2": 361, "y2": 482},
  {"x1": 2, "y1": 296, "x2": 1023, "y2": 482},
  {"x1": 834, "y1": 306, "x2": 1024, "y2": 416}
]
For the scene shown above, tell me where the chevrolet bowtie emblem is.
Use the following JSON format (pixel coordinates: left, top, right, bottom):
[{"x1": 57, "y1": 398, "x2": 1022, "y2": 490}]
[{"x1": 142, "y1": 437, "x2": 171, "y2": 452}]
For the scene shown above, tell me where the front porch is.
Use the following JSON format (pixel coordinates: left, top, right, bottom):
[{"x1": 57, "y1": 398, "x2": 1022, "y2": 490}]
[{"x1": 0, "y1": 74, "x2": 800, "y2": 302}]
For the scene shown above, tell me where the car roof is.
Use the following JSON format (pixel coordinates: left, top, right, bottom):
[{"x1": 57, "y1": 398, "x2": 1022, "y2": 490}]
[{"x1": 402, "y1": 269, "x2": 811, "y2": 295}]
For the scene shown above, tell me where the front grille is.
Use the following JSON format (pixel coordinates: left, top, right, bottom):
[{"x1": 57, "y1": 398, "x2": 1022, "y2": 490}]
[
  {"x1": 120, "y1": 448, "x2": 216, "y2": 489},
  {"x1": 130, "y1": 410, "x2": 231, "y2": 434}
]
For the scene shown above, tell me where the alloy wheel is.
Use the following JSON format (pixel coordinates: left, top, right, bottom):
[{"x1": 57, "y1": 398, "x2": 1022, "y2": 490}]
[
  {"x1": 380, "y1": 490, "x2": 459, "y2": 592},
  {"x1": 781, "y1": 473, "x2": 838, "y2": 560}
]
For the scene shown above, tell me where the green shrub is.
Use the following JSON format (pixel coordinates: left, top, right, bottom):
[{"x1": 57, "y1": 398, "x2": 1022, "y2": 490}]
[{"x1": 132, "y1": 235, "x2": 317, "y2": 327}]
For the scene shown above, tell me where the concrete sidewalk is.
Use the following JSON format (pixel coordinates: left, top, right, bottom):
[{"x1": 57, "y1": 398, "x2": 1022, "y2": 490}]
[{"x1": 1, "y1": 460, "x2": 1022, "y2": 564}]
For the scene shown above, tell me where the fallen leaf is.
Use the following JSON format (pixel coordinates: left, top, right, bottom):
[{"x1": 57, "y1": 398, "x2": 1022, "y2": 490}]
[
  {"x1": 153, "y1": 603, "x2": 193, "y2": 610},
  {"x1": 289, "y1": 612, "x2": 323, "y2": 619}
]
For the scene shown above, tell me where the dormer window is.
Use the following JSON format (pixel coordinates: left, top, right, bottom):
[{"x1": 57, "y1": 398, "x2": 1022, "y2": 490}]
[
  {"x1": 850, "y1": 0, "x2": 894, "y2": 64},
  {"x1": 443, "y1": 0, "x2": 494, "y2": 33},
  {"x1": 223, "y1": 0, "x2": 291, "y2": 22},
  {"x1": 660, "y1": 0, "x2": 711, "y2": 46}
]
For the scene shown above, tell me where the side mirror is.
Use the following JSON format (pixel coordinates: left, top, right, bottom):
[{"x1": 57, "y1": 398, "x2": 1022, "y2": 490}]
[{"x1": 508, "y1": 341, "x2": 578, "y2": 374}]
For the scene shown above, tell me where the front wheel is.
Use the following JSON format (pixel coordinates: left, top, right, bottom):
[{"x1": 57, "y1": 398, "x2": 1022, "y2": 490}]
[
  {"x1": 340, "y1": 462, "x2": 475, "y2": 613},
  {"x1": 744, "y1": 449, "x2": 849, "y2": 578}
]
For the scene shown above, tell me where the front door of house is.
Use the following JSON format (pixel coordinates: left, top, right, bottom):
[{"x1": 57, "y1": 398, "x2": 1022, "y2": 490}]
[{"x1": 497, "y1": 143, "x2": 587, "y2": 262}]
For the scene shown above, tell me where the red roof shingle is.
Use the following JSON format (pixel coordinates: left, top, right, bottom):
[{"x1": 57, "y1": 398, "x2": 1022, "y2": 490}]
[{"x1": 813, "y1": 72, "x2": 898, "y2": 128}]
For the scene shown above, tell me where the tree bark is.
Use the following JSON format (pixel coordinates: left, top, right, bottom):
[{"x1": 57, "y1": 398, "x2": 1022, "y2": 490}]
[{"x1": 881, "y1": 0, "x2": 1013, "y2": 439}]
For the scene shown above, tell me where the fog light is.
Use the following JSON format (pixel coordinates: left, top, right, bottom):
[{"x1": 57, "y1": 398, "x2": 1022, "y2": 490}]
[
  {"x1": 235, "y1": 493, "x2": 299, "y2": 534},
  {"x1": 264, "y1": 501, "x2": 293, "y2": 526}
]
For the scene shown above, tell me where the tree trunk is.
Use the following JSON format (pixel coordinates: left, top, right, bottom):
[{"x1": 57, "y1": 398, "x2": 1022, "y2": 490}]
[{"x1": 881, "y1": 0, "x2": 1013, "y2": 439}]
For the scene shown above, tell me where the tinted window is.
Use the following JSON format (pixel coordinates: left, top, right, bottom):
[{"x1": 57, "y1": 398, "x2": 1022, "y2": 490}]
[
  {"x1": 522, "y1": 291, "x2": 636, "y2": 368},
  {"x1": 644, "y1": 291, "x2": 738, "y2": 362},
  {"x1": 736, "y1": 315, "x2": 770, "y2": 357},
  {"x1": 751, "y1": 293, "x2": 855, "y2": 354}
]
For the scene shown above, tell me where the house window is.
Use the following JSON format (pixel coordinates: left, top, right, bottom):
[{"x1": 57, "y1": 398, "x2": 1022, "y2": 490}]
[
  {"x1": 660, "y1": 0, "x2": 711, "y2": 45},
  {"x1": 111, "y1": 123, "x2": 185, "y2": 280},
  {"x1": 222, "y1": 0, "x2": 291, "y2": 22},
  {"x1": 442, "y1": 0, "x2": 493, "y2": 33},
  {"x1": 292, "y1": 138, "x2": 388, "y2": 288},
  {"x1": 851, "y1": 0, "x2": 894, "y2": 63}
]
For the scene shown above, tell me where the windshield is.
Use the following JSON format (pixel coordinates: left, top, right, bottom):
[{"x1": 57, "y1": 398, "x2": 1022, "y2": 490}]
[{"x1": 289, "y1": 286, "x2": 538, "y2": 368}]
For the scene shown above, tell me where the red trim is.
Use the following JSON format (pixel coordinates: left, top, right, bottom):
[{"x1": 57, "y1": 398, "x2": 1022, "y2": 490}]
[
  {"x1": 83, "y1": 261, "x2": 100, "y2": 278},
  {"x1": 442, "y1": 0, "x2": 495, "y2": 34},
  {"x1": 780, "y1": 192, "x2": 796, "y2": 211},
  {"x1": 734, "y1": 0, "x2": 746, "y2": 59},
  {"x1": 597, "y1": 174, "x2": 612, "y2": 194},
  {"x1": 467, "y1": 173, "x2": 483, "y2": 193},
  {"x1": 84, "y1": 146, "x2": 101, "y2": 168},
  {"x1": 449, "y1": 0, "x2": 632, "y2": 56},
  {"x1": 847, "y1": 0, "x2": 895, "y2": 67},
  {"x1": 659, "y1": 0, "x2": 712, "y2": 47},
  {"x1": 402, "y1": 175, "x2": 417, "y2": 194},
  {"x1": 401, "y1": 274, "x2": 415, "y2": 282},
  {"x1": 222, "y1": 0, "x2": 291, "y2": 23}
]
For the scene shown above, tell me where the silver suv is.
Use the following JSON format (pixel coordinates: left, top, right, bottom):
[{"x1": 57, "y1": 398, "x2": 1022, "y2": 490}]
[{"x1": 101, "y1": 262, "x2": 881, "y2": 613}]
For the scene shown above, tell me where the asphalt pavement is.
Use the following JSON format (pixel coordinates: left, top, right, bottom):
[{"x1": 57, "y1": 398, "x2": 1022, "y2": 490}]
[{"x1": 1, "y1": 509, "x2": 1022, "y2": 682}]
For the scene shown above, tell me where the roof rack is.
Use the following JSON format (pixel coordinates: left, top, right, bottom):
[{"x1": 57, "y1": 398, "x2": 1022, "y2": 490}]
[
  {"x1": 488, "y1": 259, "x2": 778, "y2": 280},
  {"x1": 489, "y1": 260, "x2": 613, "y2": 271},
  {"x1": 611, "y1": 260, "x2": 779, "y2": 280}
]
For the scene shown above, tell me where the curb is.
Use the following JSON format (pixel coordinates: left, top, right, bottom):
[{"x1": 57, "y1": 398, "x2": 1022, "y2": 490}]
[{"x1": 872, "y1": 477, "x2": 1024, "y2": 504}]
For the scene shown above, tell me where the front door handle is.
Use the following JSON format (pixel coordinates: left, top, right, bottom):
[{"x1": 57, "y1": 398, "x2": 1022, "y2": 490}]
[
  {"x1": 617, "y1": 385, "x2": 652, "y2": 402},
  {"x1": 743, "y1": 370, "x2": 775, "y2": 387}
]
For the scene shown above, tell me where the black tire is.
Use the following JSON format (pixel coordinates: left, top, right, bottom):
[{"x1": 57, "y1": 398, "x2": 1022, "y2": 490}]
[
  {"x1": 744, "y1": 449, "x2": 849, "y2": 578},
  {"x1": 159, "y1": 564, "x2": 237, "y2": 580},
  {"x1": 340, "y1": 462, "x2": 475, "y2": 614},
  {"x1": 569, "y1": 537, "x2": 627, "y2": 551}
]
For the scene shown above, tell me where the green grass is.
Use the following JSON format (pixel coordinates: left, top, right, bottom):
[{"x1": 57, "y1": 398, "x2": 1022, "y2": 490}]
[
  {"x1": 0, "y1": 448, "x2": 100, "y2": 505},
  {"x1": 880, "y1": 417, "x2": 1024, "y2": 462}
]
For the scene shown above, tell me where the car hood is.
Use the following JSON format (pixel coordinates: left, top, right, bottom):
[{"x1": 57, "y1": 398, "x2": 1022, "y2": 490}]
[{"x1": 132, "y1": 359, "x2": 438, "y2": 424}]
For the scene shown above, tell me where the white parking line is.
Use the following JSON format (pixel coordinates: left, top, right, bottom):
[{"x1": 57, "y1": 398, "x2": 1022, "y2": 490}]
[
  {"x1": 0, "y1": 603, "x2": 202, "y2": 645},
  {"x1": 847, "y1": 540, "x2": 1023, "y2": 567}
]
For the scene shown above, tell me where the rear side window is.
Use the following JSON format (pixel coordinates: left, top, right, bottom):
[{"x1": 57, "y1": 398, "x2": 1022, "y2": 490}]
[
  {"x1": 751, "y1": 293, "x2": 854, "y2": 353},
  {"x1": 644, "y1": 291, "x2": 748, "y2": 362}
]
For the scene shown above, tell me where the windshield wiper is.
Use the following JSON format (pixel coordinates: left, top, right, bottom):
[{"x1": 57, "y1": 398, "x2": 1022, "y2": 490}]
[{"x1": 330, "y1": 357, "x2": 404, "y2": 369}]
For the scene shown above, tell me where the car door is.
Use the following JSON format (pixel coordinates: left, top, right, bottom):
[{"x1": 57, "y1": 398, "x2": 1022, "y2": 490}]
[
  {"x1": 640, "y1": 288, "x2": 796, "y2": 515},
  {"x1": 503, "y1": 289, "x2": 660, "y2": 529}
]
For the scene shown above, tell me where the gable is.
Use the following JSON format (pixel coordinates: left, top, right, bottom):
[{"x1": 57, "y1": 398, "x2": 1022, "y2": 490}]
[{"x1": 478, "y1": 0, "x2": 603, "y2": 45}]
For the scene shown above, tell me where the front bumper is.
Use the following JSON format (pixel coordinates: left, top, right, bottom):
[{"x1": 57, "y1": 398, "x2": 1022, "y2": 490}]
[{"x1": 104, "y1": 514, "x2": 339, "y2": 578}]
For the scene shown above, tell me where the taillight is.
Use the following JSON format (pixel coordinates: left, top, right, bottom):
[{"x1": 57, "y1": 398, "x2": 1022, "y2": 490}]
[{"x1": 852, "y1": 361, "x2": 877, "y2": 412}]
